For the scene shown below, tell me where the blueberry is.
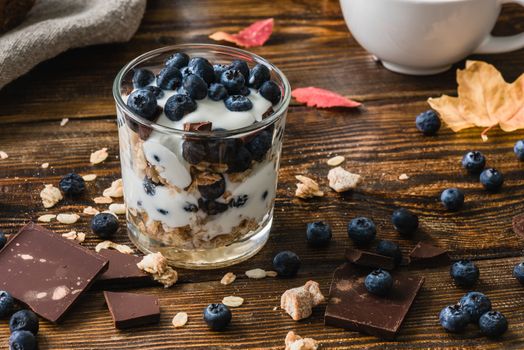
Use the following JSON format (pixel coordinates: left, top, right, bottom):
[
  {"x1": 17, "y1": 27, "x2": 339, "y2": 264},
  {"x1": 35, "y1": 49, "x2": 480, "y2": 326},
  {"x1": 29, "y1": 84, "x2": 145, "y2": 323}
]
[
  {"x1": 259, "y1": 81, "x2": 281, "y2": 105},
  {"x1": 246, "y1": 130, "x2": 272, "y2": 161},
  {"x1": 10, "y1": 310, "x2": 39, "y2": 334},
  {"x1": 459, "y1": 291, "x2": 492, "y2": 322},
  {"x1": 226, "y1": 146, "x2": 252, "y2": 173},
  {"x1": 206, "y1": 138, "x2": 241, "y2": 163},
  {"x1": 248, "y1": 64, "x2": 270, "y2": 89},
  {"x1": 273, "y1": 251, "x2": 301, "y2": 277},
  {"x1": 165, "y1": 52, "x2": 189, "y2": 69},
  {"x1": 126, "y1": 89, "x2": 158, "y2": 120},
  {"x1": 59, "y1": 172, "x2": 85, "y2": 196},
  {"x1": 91, "y1": 213, "x2": 119, "y2": 239},
  {"x1": 440, "y1": 188, "x2": 464, "y2": 211},
  {"x1": 182, "y1": 140, "x2": 206, "y2": 164},
  {"x1": 439, "y1": 304, "x2": 470, "y2": 333},
  {"x1": 180, "y1": 66, "x2": 191, "y2": 78},
  {"x1": 208, "y1": 83, "x2": 228, "y2": 101},
  {"x1": 198, "y1": 198, "x2": 228, "y2": 215},
  {"x1": 262, "y1": 190, "x2": 268, "y2": 200},
  {"x1": 213, "y1": 64, "x2": 229, "y2": 82},
  {"x1": 461, "y1": 151, "x2": 486, "y2": 174},
  {"x1": 183, "y1": 74, "x2": 208, "y2": 100},
  {"x1": 145, "y1": 85, "x2": 164, "y2": 99},
  {"x1": 203, "y1": 303, "x2": 231, "y2": 331},
  {"x1": 347, "y1": 217, "x2": 376, "y2": 246},
  {"x1": 306, "y1": 221, "x2": 332, "y2": 247},
  {"x1": 143, "y1": 178, "x2": 157, "y2": 196},
  {"x1": 0, "y1": 290, "x2": 14, "y2": 318},
  {"x1": 188, "y1": 57, "x2": 215, "y2": 84},
  {"x1": 391, "y1": 208, "x2": 418, "y2": 236},
  {"x1": 197, "y1": 173, "x2": 225, "y2": 200},
  {"x1": 9, "y1": 330, "x2": 37, "y2": 350},
  {"x1": 364, "y1": 269, "x2": 393, "y2": 296},
  {"x1": 224, "y1": 95, "x2": 253, "y2": 112},
  {"x1": 0, "y1": 231, "x2": 6, "y2": 250},
  {"x1": 450, "y1": 260, "x2": 479, "y2": 287},
  {"x1": 230, "y1": 195, "x2": 248, "y2": 208},
  {"x1": 480, "y1": 168, "x2": 504, "y2": 192},
  {"x1": 157, "y1": 208, "x2": 168, "y2": 215},
  {"x1": 415, "y1": 109, "x2": 441, "y2": 136},
  {"x1": 183, "y1": 202, "x2": 198, "y2": 213},
  {"x1": 376, "y1": 240, "x2": 402, "y2": 267},
  {"x1": 514, "y1": 262, "x2": 524, "y2": 284},
  {"x1": 132, "y1": 68, "x2": 155, "y2": 88},
  {"x1": 514, "y1": 140, "x2": 524, "y2": 161},
  {"x1": 220, "y1": 69, "x2": 245, "y2": 94},
  {"x1": 164, "y1": 94, "x2": 197, "y2": 121},
  {"x1": 156, "y1": 66, "x2": 182, "y2": 90},
  {"x1": 479, "y1": 311, "x2": 508, "y2": 337},
  {"x1": 229, "y1": 59, "x2": 250, "y2": 79},
  {"x1": 240, "y1": 86, "x2": 251, "y2": 96}
]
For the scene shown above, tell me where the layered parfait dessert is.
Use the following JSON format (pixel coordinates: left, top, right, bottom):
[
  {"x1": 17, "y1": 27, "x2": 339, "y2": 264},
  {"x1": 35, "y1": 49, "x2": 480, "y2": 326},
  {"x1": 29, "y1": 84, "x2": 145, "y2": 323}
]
[{"x1": 114, "y1": 45, "x2": 289, "y2": 268}]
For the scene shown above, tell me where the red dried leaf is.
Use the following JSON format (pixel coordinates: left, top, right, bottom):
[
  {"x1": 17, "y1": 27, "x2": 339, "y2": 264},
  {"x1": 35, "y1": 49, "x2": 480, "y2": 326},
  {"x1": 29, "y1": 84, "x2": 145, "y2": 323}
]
[
  {"x1": 291, "y1": 87, "x2": 361, "y2": 108},
  {"x1": 209, "y1": 18, "x2": 274, "y2": 48}
]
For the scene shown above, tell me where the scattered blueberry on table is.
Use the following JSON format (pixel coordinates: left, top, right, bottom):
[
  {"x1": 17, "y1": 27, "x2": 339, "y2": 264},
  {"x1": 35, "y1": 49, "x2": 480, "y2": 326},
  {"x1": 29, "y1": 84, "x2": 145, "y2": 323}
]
[
  {"x1": 0, "y1": 231, "x2": 6, "y2": 250},
  {"x1": 59, "y1": 172, "x2": 86, "y2": 196},
  {"x1": 9, "y1": 330, "x2": 37, "y2": 350},
  {"x1": 391, "y1": 208, "x2": 419, "y2": 236},
  {"x1": 203, "y1": 303, "x2": 231, "y2": 331},
  {"x1": 439, "y1": 304, "x2": 470, "y2": 333},
  {"x1": 459, "y1": 291, "x2": 492, "y2": 322},
  {"x1": 479, "y1": 311, "x2": 508, "y2": 337},
  {"x1": 514, "y1": 140, "x2": 524, "y2": 161},
  {"x1": 347, "y1": 217, "x2": 376, "y2": 246},
  {"x1": 306, "y1": 221, "x2": 332, "y2": 247},
  {"x1": 91, "y1": 213, "x2": 119, "y2": 239},
  {"x1": 376, "y1": 240, "x2": 402, "y2": 267},
  {"x1": 0, "y1": 290, "x2": 14, "y2": 318},
  {"x1": 9, "y1": 309, "x2": 39, "y2": 334},
  {"x1": 513, "y1": 262, "x2": 524, "y2": 284},
  {"x1": 415, "y1": 109, "x2": 441, "y2": 136},
  {"x1": 450, "y1": 260, "x2": 479, "y2": 287},
  {"x1": 461, "y1": 151, "x2": 486, "y2": 174},
  {"x1": 440, "y1": 188, "x2": 465, "y2": 211},
  {"x1": 364, "y1": 269, "x2": 393, "y2": 296},
  {"x1": 479, "y1": 168, "x2": 504, "y2": 192},
  {"x1": 273, "y1": 251, "x2": 301, "y2": 277}
]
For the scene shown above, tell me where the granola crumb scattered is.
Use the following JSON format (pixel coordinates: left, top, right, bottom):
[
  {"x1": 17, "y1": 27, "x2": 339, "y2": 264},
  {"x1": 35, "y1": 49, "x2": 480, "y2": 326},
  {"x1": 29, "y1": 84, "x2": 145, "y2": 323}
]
[
  {"x1": 265, "y1": 270, "x2": 278, "y2": 277},
  {"x1": 56, "y1": 213, "x2": 80, "y2": 224},
  {"x1": 245, "y1": 268, "x2": 267, "y2": 279},
  {"x1": 172, "y1": 312, "x2": 188, "y2": 328},
  {"x1": 101, "y1": 210, "x2": 118, "y2": 218},
  {"x1": 37, "y1": 214, "x2": 56, "y2": 222},
  {"x1": 0, "y1": 151, "x2": 8, "y2": 160},
  {"x1": 103, "y1": 179, "x2": 123, "y2": 198},
  {"x1": 398, "y1": 173, "x2": 410, "y2": 181},
  {"x1": 273, "y1": 306, "x2": 278, "y2": 311},
  {"x1": 94, "y1": 196, "x2": 113, "y2": 204},
  {"x1": 326, "y1": 155, "x2": 345, "y2": 167},
  {"x1": 109, "y1": 203, "x2": 126, "y2": 215},
  {"x1": 285, "y1": 331, "x2": 319, "y2": 350},
  {"x1": 82, "y1": 174, "x2": 97, "y2": 182},
  {"x1": 327, "y1": 166, "x2": 361, "y2": 193},
  {"x1": 90, "y1": 147, "x2": 109, "y2": 165},
  {"x1": 137, "y1": 252, "x2": 178, "y2": 288},
  {"x1": 62, "y1": 231, "x2": 86, "y2": 243},
  {"x1": 220, "y1": 272, "x2": 236, "y2": 285},
  {"x1": 40, "y1": 184, "x2": 63, "y2": 208},
  {"x1": 41, "y1": 162, "x2": 50, "y2": 169},
  {"x1": 60, "y1": 118, "x2": 69, "y2": 127},
  {"x1": 95, "y1": 240, "x2": 134, "y2": 254},
  {"x1": 222, "y1": 296, "x2": 244, "y2": 307},
  {"x1": 295, "y1": 175, "x2": 324, "y2": 199},
  {"x1": 281, "y1": 280, "x2": 325, "y2": 321},
  {"x1": 83, "y1": 206, "x2": 99, "y2": 216}
]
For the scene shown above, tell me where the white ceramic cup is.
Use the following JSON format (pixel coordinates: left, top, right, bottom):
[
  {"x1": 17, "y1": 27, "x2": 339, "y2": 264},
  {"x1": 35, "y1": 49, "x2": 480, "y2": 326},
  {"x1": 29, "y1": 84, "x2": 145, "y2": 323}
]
[{"x1": 340, "y1": 0, "x2": 524, "y2": 75}]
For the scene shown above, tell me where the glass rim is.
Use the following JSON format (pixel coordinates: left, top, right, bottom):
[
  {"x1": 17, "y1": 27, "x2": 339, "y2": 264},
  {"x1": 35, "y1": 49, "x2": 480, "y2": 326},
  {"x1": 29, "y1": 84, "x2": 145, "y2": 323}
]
[{"x1": 112, "y1": 43, "x2": 291, "y2": 137}]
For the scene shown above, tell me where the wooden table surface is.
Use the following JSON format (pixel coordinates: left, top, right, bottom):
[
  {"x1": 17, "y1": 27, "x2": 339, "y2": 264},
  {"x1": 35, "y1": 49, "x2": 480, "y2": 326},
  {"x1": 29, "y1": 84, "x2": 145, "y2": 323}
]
[{"x1": 1, "y1": 0, "x2": 524, "y2": 348}]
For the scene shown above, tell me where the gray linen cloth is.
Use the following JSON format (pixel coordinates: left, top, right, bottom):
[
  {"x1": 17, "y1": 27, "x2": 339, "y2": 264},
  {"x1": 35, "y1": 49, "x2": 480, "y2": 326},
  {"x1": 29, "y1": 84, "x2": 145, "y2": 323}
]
[{"x1": 0, "y1": 0, "x2": 146, "y2": 89}]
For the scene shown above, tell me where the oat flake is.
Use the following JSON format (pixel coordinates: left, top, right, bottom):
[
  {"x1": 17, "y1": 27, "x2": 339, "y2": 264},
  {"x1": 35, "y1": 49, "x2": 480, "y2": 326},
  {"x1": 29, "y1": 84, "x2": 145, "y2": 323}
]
[
  {"x1": 220, "y1": 272, "x2": 236, "y2": 285},
  {"x1": 94, "y1": 196, "x2": 112, "y2": 204},
  {"x1": 265, "y1": 270, "x2": 278, "y2": 277},
  {"x1": 109, "y1": 203, "x2": 126, "y2": 215},
  {"x1": 62, "y1": 231, "x2": 86, "y2": 243},
  {"x1": 103, "y1": 178, "x2": 123, "y2": 198},
  {"x1": 82, "y1": 174, "x2": 97, "y2": 182},
  {"x1": 0, "y1": 151, "x2": 8, "y2": 160},
  {"x1": 222, "y1": 296, "x2": 244, "y2": 307},
  {"x1": 172, "y1": 312, "x2": 188, "y2": 328},
  {"x1": 37, "y1": 214, "x2": 56, "y2": 222},
  {"x1": 90, "y1": 148, "x2": 108, "y2": 165},
  {"x1": 83, "y1": 206, "x2": 99, "y2": 215},
  {"x1": 399, "y1": 173, "x2": 410, "y2": 180},
  {"x1": 327, "y1": 155, "x2": 345, "y2": 167},
  {"x1": 245, "y1": 268, "x2": 266, "y2": 279},
  {"x1": 60, "y1": 118, "x2": 69, "y2": 126},
  {"x1": 41, "y1": 162, "x2": 49, "y2": 169},
  {"x1": 95, "y1": 240, "x2": 134, "y2": 254},
  {"x1": 56, "y1": 213, "x2": 80, "y2": 224}
]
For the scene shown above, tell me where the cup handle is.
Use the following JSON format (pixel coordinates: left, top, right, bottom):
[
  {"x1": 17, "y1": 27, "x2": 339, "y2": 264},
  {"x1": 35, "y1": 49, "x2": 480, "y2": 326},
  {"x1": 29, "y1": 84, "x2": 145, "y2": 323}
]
[{"x1": 474, "y1": 0, "x2": 524, "y2": 54}]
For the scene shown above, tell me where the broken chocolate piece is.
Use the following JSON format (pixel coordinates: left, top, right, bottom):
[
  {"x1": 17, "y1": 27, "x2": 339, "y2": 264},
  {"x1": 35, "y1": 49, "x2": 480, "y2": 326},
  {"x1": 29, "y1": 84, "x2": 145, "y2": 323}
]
[
  {"x1": 325, "y1": 263, "x2": 424, "y2": 339},
  {"x1": 409, "y1": 242, "x2": 450, "y2": 266},
  {"x1": 104, "y1": 291, "x2": 160, "y2": 329},
  {"x1": 95, "y1": 249, "x2": 154, "y2": 288},
  {"x1": 345, "y1": 248, "x2": 395, "y2": 270},
  {"x1": 183, "y1": 121, "x2": 212, "y2": 132},
  {"x1": 0, "y1": 223, "x2": 109, "y2": 322},
  {"x1": 513, "y1": 213, "x2": 524, "y2": 239}
]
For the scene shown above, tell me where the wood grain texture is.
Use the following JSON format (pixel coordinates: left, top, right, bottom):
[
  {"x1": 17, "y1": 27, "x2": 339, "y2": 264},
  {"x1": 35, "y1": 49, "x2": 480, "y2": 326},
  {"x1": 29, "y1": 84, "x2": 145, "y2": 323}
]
[{"x1": 1, "y1": 0, "x2": 524, "y2": 348}]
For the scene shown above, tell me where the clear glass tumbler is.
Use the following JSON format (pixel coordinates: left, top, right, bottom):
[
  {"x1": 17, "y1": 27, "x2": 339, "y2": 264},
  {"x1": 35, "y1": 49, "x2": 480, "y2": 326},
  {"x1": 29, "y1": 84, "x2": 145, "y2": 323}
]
[{"x1": 112, "y1": 44, "x2": 290, "y2": 269}]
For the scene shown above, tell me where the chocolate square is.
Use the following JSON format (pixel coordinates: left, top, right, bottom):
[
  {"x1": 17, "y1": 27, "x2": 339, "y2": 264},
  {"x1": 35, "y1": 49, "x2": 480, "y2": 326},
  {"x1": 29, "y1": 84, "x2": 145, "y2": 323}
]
[
  {"x1": 409, "y1": 242, "x2": 450, "y2": 267},
  {"x1": 324, "y1": 263, "x2": 424, "y2": 339},
  {"x1": 345, "y1": 248, "x2": 395, "y2": 270},
  {"x1": 104, "y1": 291, "x2": 160, "y2": 329},
  {"x1": 95, "y1": 249, "x2": 154, "y2": 288}
]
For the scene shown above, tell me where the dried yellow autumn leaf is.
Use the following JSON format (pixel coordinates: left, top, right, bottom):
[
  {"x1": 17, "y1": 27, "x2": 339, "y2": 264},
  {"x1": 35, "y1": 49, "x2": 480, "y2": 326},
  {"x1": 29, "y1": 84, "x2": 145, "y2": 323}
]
[{"x1": 428, "y1": 60, "x2": 524, "y2": 139}]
